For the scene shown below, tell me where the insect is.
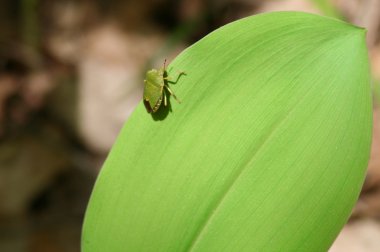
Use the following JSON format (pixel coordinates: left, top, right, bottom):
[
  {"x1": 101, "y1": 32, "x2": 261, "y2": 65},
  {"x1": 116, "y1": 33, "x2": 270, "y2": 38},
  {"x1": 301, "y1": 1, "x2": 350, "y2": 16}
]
[{"x1": 143, "y1": 59, "x2": 182, "y2": 113}]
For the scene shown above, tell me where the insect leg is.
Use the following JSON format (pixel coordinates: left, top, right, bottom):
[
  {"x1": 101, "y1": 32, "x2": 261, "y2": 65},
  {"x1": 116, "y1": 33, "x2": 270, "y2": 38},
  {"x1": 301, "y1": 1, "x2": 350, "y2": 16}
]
[
  {"x1": 164, "y1": 85, "x2": 181, "y2": 103},
  {"x1": 163, "y1": 91, "x2": 167, "y2": 107},
  {"x1": 165, "y1": 71, "x2": 186, "y2": 84}
]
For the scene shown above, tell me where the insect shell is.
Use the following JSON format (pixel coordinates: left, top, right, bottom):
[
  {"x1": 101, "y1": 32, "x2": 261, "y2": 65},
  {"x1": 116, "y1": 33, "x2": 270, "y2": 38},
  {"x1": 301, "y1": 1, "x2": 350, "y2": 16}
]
[{"x1": 143, "y1": 60, "x2": 180, "y2": 113}]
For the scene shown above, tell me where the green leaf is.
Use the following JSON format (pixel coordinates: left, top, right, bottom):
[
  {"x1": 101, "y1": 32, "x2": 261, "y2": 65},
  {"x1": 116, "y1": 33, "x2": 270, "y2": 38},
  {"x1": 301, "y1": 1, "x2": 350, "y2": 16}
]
[{"x1": 82, "y1": 12, "x2": 372, "y2": 251}]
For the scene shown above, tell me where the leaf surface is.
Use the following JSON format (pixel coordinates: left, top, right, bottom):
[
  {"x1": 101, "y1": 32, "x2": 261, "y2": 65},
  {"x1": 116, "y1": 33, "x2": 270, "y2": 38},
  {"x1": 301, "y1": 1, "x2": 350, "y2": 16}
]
[{"x1": 82, "y1": 12, "x2": 372, "y2": 252}]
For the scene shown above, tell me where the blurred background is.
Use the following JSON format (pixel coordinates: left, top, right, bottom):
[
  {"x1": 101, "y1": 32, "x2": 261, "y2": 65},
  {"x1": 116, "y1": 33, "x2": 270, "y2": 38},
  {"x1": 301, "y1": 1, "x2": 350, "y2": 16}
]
[{"x1": 0, "y1": 0, "x2": 379, "y2": 251}]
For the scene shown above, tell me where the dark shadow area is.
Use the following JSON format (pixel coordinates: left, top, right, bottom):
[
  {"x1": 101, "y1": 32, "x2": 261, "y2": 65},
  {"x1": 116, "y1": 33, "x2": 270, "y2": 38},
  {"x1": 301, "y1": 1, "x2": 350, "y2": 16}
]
[
  {"x1": 27, "y1": 168, "x2": 96, "y2": 252},
  {"x1": 151, "y1": 89, "x2": 171, "y2": 121}
]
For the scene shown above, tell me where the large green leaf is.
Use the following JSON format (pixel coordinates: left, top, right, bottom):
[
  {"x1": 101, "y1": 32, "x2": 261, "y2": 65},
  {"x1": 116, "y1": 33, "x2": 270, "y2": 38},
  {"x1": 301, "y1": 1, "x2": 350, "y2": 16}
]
[{"x1": 82, "y1": 12, "x2": 372, "y2": 251}]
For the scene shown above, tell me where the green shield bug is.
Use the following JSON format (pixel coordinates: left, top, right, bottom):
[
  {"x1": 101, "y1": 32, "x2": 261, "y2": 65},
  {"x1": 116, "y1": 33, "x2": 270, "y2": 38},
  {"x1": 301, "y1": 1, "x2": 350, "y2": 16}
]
[{"x1": 143, "y1": 59, "x2": 182, "y2": 113}]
